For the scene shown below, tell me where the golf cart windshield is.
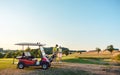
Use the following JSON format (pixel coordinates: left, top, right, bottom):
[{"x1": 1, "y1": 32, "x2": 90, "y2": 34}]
[{"x1": 40, "y1": 47, "x2": 46, "y2": 56}]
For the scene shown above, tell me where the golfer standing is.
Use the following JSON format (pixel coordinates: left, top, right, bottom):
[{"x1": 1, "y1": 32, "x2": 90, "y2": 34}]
[
  {"x1": 52, "y1": 44, "x2": 58, "y2": 62},
  {"x1": 58, "y1": 46, "x2": 62, "y2": 63}
]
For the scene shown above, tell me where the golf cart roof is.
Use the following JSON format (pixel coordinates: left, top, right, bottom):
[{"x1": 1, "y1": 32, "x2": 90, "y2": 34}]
[{"x1": 15, "y1": 42, "x2": 45, "y2": 46}]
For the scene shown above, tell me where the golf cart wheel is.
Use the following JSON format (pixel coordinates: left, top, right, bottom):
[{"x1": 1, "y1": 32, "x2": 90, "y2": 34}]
[
  {"x1": 42, "y1": 63, "x2": 48, "y2": 70},
  {"x1": 18, "y1": 63, "x2": 24, "y2": 69}
]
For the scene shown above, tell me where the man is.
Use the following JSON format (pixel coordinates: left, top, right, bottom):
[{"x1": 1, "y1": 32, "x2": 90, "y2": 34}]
[
  {"x1": 52, "y1": 44, "x2": 58, "y2": 62},
  {"x1": 53, "y1": 44, "x2": 58, "y2": 54}
]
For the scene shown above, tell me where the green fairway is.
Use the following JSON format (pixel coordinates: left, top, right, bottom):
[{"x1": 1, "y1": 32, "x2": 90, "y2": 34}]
[
  {"x1": 0, "y1": 58, "x2": 93, "y2": 75},
  {"x1": 0, "y1": 58, "x2": 17, "y2": 70},
  {"x1": 0, "y1": 52, "x2": 117, "y2": 75},
  {"x1": 0, "y1": 52, "x2": 112, "y2": 70},
  {"x1": 62, "y1": 53, "x2": 111, "y2": 65},
  {"x1": 63, "y1": 58, "x2": 110, "y2": 65}
]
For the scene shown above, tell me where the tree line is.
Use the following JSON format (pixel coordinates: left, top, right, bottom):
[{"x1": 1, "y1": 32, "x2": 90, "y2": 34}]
[
  {"x1": 70, "y1": 45, "x2": 118, "y2": 54},
  {"x1": 0, "y1": 45, "x2": 118, "y2": 58},
  {"x1": 96, "y1": 45, "x2": 118, "y2": 54},
  {"x1": 0, "y1": 47, "x2": 69, "y2": 58}
]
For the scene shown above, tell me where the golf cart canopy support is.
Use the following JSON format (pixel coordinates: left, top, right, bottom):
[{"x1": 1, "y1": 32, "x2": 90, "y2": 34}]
[{"x1": 15, "y1": 42, "x2": 45, "y2": 46}]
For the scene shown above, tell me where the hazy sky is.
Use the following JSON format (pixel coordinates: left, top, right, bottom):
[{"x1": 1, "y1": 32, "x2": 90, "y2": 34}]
[{"x1": 0, "y1": 0, "x2": 120, "y2": 50}]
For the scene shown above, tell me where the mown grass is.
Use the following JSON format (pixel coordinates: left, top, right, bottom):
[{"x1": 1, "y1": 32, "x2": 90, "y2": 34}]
[
  {"x1": 70, "y1": 52, "x2": 112, "y2": 59},
  {"x1": 0, "y1": 58, "x2": 17, "y2": 70},
  {"x1": 0, "y1": 58, "x2": 93, "y2": 75},
  {"x1": 62, "y1": 52, "x2": 111, "y2": 65},
  {"x1": 0, "y1": 52, "x2": 112, "y2": 70},
  {"x1": 63, "y1": 58, "x2": 97, "y2": 64},
  {"x1": 0, "y1": 52, "x2": 116, "y2": 75},
  {"x1": 63, "y1": 58, "x2": 110, "y2": 65}
]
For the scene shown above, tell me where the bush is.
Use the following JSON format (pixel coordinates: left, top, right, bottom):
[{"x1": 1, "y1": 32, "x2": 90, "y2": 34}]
[
  {"x1": 4, "y1": 52, "x2": 13, "y2": 58},
  {"x1": 112, "y1": 53, "x2": 120, "y2": 61},
  {"x1": 0, "y1": 53, "x2": 4, "y2": 58}
]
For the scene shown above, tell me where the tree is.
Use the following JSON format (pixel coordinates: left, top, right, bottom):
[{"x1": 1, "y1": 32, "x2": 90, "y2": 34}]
[
  {"x1": 96, "y1": 47, "x2": 101, "y2": 54},
  {"x1": 43, "y1": 47, "x2": 70, "y2": 56},
  {"x1": 106, "y1": 45, "x2": 114, "y2": 54},
  {"x1": 31, "y1": 49, "x2": 41, "y2": 58},
  {"x1": 62, "y1": 47, "x2": 69, "y2": 56},
  {"x1": 25, "y1": 47, "x2": 31, "y2": 52},
  {"x1": 63, "y1": 50, "x2": 69, "y2": 56},
  {"x1": 44, "y1": 47, "x2": 53, "y2": 54},
  {"x1": 15, "y1": 50, "x2": 23, "y2": 56},
  {"x1": 77, "y1": 50, "x2": 86, "y2": 54},
  {"x1": 4, "y1": 51, "x2": 14, "y2": 58},
  {"x1": 0, "y1": 53, "x2": 4, "y2": 58}
]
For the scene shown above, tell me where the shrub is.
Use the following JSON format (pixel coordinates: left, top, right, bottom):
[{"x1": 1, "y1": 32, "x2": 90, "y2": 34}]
[
  {"x1": 0, "y1": 53, "x2": 4, "y2": 58},
  {"x1": 112, "y1": 53, "x2": 120, "y2": 61}
]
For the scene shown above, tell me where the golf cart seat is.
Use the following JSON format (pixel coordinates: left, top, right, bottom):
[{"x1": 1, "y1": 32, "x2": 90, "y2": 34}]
[{"x1": 22, "y1": 52, "x2": 37, "y2": 61}]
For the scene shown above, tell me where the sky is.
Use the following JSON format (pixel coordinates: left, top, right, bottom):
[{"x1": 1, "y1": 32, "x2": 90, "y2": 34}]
[{"x1": 0, "y1": 0, "x2": 120, "y2": 50}]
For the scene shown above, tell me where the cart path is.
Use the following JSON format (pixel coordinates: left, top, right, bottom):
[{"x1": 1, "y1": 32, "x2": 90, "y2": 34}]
[
  {"x1": 0, "y1": 69, "x2": 28, "y2": 75},
  {"x1": 23, "y1": 62, "x2": 120, "y2": 75},
  {"x1": 59, "y1": 62, "x2": 120, "y2": 75},
  {"x1": 0, "y1": 62, "x2": 120, "y2": 75}
]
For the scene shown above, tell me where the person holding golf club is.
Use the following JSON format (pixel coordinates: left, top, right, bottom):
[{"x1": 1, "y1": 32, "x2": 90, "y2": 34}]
[{"x1": 52, "y1": 44, "x2": 58, "y2": 62}]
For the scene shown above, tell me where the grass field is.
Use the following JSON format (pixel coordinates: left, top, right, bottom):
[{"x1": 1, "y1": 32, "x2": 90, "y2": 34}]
[
  {"x1": 0, "y1": 51, "x2": 120, "y2": 75},
  {"x1": 0, "y1": 58, "x2": 92, "y2": 75},
  {"x1": 0, "y1": 52, "x2": 115, "y2": 70},
  {"x1": 62, "y1": 52, "x2": 113, "y2": 65},
  {"x1": 0, "y1": 58, "x2": 17, "y2": 70}
]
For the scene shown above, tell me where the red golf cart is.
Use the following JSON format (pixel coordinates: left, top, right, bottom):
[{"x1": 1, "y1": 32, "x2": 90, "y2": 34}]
[{"x1": 15, "y1": 43, "x2": 56, "y2": 70}]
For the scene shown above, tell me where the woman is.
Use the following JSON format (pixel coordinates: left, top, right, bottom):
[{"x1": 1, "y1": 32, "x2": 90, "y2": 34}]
[{"x1": 58, "y1": 46, "x2": 62, "y2": 63}]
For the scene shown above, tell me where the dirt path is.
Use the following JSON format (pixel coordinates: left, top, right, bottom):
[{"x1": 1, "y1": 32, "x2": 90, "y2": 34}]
[
  {"x1": 0, "y1": 68, "x2": 28, "y2": 75},
  {"x1": 23, "y1": 62, "x2": 120, "y2": 75},
  {"x1": 0, "y1": 62, "x2": 120, "y2": 75},
  {"x1": 62, "y1": 62, "x2": 120, "y2": 75}
]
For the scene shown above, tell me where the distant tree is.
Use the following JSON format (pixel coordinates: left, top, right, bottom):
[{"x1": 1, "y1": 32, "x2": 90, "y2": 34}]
[
  {"x1": 62, "y1": 47, "x2": 69, "y2": 56},
  {"x1": 63, "y1": 50, "x2": 69, "y2": 56},
  {"x1": 4, "y1": 51, "x2": 14, "y2": 58},
  {"x1": 77, "y1": 50, "x2": 86, "y2": 54},
  {"x1": 15, "y1": 50, "x2": 23, "y2": 56},
  {"x1": 43, "y1": 47, "x2": 70, "y2": 56},
  {"x1": 96, "y1": 47, "x2": 101, "y2": 54},
  {"x1": 44, "y1": 47, "x2": 53, "y2": 54},
  {"x1": 106, "y1": 45, "x2": 114, "y2": 54},
  {"x1": 30, "y1": 48, "x2": 41, "y2": 58},
  {"x1": 25, "y1": 47, "x2": 31, "y2": 52},
  {"x1": 0, "y1": 53, "x2": 4, "y2": 58},
  {"x1": 37, "y1": 49, "x2": 41, "y2": 57},
  {"x1": 4, "y1": 52, "x2": 9, "y2": 58}
]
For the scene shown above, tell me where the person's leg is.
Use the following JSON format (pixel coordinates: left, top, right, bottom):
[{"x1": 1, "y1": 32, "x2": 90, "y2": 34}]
[
  {"x1": 60, "y1": 53, "x2": 62, "y2": 62},
  {"x1": 57, "y1": 53, "x2": 59, "y2": 63}
]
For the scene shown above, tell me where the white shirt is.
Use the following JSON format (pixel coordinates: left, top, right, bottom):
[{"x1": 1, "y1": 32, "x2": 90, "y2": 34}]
[{"x1": 58, "y1": 48, "x2": 62, "y2": 53}]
